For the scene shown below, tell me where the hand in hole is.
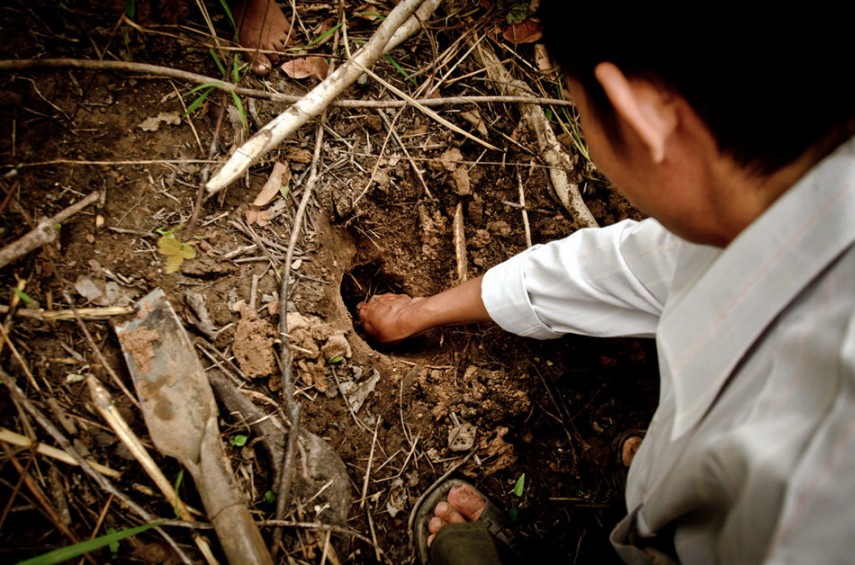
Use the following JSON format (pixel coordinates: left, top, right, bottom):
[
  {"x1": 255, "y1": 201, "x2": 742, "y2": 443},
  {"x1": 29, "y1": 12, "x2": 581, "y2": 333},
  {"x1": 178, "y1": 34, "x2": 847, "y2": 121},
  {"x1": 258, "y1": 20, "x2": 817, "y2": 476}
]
[{"x1": 357, "y1": 293, "x2": 425, "y2": 344}]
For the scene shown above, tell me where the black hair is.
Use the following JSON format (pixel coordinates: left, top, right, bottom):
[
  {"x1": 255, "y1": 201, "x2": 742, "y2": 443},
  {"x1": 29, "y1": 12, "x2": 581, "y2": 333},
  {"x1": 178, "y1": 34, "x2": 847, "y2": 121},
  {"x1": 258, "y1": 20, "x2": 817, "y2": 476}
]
[{"x1": 539, "y1": 3, "x2": 855, "y2": 175}]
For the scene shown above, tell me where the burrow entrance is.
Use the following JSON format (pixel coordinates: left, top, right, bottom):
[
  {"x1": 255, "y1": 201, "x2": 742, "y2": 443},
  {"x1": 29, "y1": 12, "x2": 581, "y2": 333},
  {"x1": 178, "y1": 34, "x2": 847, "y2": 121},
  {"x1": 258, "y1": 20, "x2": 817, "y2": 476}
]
[
  {"x1": 341, "y1": 260, "x2": 433, "y2": 354},
  {"x1": 341, "y1": 260, "x2": 404, "y2": 339}
]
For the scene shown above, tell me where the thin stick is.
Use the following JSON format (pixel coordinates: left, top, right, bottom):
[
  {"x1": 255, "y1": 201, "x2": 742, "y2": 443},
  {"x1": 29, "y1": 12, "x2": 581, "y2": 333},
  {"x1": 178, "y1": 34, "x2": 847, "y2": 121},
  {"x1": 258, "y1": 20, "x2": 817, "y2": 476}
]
[
  {"x1": 273, "y1": 119, "x2": 326, "y2": 549},
  {"x1": 0, "y1": 325, "x2": 41, "y2": 393},
  {"x1": 0, "y1": 444, "x2": 93, "y2": 560},
  {"x1": 518, "y1": 164, "x2": 532, "y2": 248},
  {"x1": 356, "y1": 62, "x2": 499, "y2": 152},
  {"x1": 0, "y1": 305, "x2": 133, "y2": 321},
  {"x1": 63, "y1": 291, "x2": 141, "y2": 410},
  {"x1": 262, "y1": 519, "x2": 386, "y2": 552},
  {"x1": 0, "y1": 191, "x2": 99, "y2": 269},
  {"x1": 0, "y1": 426, "x2": 120, "y2": 478},
  {"x1": 371, "y1": 109, "x2": 434, "y2": 202},
  {"x1": 452, "y1": 202, "x2": 468, "y2": 282},
  {"x1": 359, "y1": 418, "x2": 381, "y2": 510},
  {"x1": 187, "y1": 95, "x2": 228, "y2": 233},
  {"x1": 472, "y1": 41, "x2": 599, "y2": 228},
  {"x1": 352, "y1": 110, "x2": 400, "y2": 207},
  {"x1": 0, "y1": 63, "x2": 573, "y2": 113}
]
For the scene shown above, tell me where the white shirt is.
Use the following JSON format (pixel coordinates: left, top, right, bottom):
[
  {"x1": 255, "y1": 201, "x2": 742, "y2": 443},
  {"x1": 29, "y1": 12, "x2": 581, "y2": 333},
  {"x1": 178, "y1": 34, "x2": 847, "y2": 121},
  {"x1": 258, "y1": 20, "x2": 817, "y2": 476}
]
[{"x1": 481, "y1": 137, "x2": 855, "y2": 563}]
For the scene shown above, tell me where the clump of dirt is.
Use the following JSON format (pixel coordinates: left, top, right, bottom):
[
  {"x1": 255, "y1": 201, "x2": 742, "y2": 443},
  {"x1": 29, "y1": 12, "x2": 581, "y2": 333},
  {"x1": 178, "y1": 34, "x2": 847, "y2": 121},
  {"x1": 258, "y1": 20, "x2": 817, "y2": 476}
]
[{"x1": 0, "y1": 1, "x2": 658, "y2": 563}]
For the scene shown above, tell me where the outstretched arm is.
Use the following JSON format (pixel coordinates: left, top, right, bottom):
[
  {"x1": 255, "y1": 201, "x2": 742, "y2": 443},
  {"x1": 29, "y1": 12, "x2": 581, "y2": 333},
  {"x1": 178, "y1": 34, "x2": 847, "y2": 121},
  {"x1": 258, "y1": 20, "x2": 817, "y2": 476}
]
[{"x1": 356, "y1": 276, "x2": 491, "y2": 344}]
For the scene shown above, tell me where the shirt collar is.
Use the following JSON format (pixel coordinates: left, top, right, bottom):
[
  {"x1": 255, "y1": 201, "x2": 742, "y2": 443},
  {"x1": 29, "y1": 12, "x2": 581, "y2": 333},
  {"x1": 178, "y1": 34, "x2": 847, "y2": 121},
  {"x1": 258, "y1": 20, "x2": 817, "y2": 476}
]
[{"x1": 658, "y1": 137, "x2": 855, "y2": 441}]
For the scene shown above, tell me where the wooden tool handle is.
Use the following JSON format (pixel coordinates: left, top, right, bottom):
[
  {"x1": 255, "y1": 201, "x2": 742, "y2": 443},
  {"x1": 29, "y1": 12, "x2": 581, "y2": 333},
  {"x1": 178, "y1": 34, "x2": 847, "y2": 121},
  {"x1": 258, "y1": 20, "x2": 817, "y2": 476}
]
[{"x1": 194, "y1": 418, "x2": 273, "y2": 565}]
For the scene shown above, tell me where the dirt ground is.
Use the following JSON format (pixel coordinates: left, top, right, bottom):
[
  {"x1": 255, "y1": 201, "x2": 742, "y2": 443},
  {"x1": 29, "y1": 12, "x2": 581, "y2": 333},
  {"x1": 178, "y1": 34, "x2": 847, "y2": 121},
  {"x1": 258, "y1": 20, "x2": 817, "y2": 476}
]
[{"x1": 0, "y1": 1, "x2": 659, "y2": 563}]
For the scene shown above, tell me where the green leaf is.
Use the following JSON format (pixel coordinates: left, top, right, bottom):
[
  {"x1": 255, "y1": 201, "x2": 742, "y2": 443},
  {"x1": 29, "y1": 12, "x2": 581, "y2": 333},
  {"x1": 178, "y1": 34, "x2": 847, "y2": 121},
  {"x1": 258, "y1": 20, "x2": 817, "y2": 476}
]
[
  {"x1": 13, "y1": 288, "x2": 33, "y2": 306},
  {"x1": 308, "y1": 21, "x2": 343, "y2": 47},
  {"x1": 186, "y1": 81, "x2": 228, "y2": 96},
  {"x1": 18, "y1": 521, "x2": 162, "y2": 565},
  {"x1": 508, "y1": 505, "x2": 519, "y2": 523},
  {"x1": 107, "y1": 527, "x2": 120, "y2": 558},
  {"x1": 328, "y1": 355, "x2": 344, "y2": 365},
  {"x1": 183, "y1": 86, "x2": 215, "y2": 120},
  {"x1": 230, "y1": 91, "x2": 248, "y2": 131},
  {"x1": 209, "y1": 48, "x2": 228, "y2": 79},
  {"x1": 231, "y1": 434, "x2": 248, "y2": 447},
  {"x1": 384, "y1": 54, "x2": 416, "y2": 87},
  {"x1": 217, "y1": 0, "x2": 235, "y2": 29},
  {"x1": 512, "y1": 473, "x2": 525, "y2": 497},
  {"x1": 263, "y1": 490, "x2": 276, "y2": 504},
  {"x1": 157, "y1": 235, "x2": 195, "y2": 274},
  {"x1": 173, "y1": 469, "x2": 185, "y2": 517}
]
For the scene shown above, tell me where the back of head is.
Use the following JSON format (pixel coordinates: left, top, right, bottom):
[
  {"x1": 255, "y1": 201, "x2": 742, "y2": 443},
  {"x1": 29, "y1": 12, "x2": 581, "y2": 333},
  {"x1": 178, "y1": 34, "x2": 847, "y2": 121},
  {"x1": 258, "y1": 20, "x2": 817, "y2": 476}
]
[{"x1": 539, "y1": 3, "x2": 855, "y2": 175}]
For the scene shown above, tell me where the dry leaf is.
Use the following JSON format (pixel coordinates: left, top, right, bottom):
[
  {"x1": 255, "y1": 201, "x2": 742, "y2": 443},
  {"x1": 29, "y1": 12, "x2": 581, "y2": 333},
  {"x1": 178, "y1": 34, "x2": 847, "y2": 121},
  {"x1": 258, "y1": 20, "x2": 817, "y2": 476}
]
[
  {"x1": 534, "y1": 43, "x2": 554, "y2": 73},
  {"x1": 246, "y1": 206, "x2": 271, "y2": 227},
  {"x1": 502, "y1": 19, "x2": 542, "y2": 44},
  {"x1": 459, "y1": 110, "x2": 488, "y2": 137},
  {"x1": 138, "y1": 112, "x2": 181, "y2": 132},
  {"x1": 284, "y1": 147, "x2": 313, "y2": 163},
  {"x1": 253, "y1": 161, "x2": 291, "y2": 207},
  {"x1": 440, "y1": 147, "x2": 464, "y2": 171},
  {"x1": 281, "y1": 57, "x2": 330, "y2": 81}
]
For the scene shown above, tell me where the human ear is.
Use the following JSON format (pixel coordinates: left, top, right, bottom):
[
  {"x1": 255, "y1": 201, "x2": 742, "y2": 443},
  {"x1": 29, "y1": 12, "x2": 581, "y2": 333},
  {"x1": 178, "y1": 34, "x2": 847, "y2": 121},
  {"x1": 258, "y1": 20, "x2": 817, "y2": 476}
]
[{"x1": 594, "y1": 62, "x2": 678, "y2": 163}]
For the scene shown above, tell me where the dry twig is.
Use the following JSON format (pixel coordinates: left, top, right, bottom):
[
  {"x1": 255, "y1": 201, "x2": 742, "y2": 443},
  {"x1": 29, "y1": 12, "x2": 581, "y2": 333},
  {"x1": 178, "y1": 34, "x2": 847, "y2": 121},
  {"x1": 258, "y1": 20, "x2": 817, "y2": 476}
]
[
  {"x1": 0, "y1": 59, "x2": 574, "y2": 109},
  {"x1": 0, "y1": 191, "x2": 99, "y2": 269},
  {"x1": 205, "y1": 0, "x2": 431, "y2": 194},
  {"x1": 472, "y1": 41, "x2": 599, "y2": 228}
]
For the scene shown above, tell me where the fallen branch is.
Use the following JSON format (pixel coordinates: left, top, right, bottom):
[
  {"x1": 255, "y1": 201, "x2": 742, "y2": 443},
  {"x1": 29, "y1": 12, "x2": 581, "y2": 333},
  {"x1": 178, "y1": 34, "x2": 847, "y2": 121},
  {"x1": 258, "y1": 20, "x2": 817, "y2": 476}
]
[
  {"x1": 472, "y1": 42, "x2": 598, "y2": 228},
  {"x1": 205, "y1": 0, "x2": 431, "y2": 194},
  {"x1": 0, "y1": 191, "x2": 100, "y2": 269},
  {"x1": 0, "y1": 59, "x2": 575, "y2": 109}
]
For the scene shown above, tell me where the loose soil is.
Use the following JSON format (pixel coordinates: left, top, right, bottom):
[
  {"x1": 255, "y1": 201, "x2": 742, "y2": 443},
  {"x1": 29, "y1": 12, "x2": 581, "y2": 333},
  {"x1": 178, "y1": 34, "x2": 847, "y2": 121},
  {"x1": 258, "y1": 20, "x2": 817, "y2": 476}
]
[{"x1": 0, "y1": 1, "x2": 659, "y2": 563}]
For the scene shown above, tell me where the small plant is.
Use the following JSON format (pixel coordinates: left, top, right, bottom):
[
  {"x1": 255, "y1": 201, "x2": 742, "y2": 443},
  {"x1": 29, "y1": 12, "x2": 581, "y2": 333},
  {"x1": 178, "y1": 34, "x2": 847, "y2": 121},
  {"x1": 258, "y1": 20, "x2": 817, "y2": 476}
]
[
  {"x1": 183, "y1": 50, "x2": 248, "y2": 131},
  {"x1": 156, "y1": 226, "x2": 195, "y2": 274},
  {"x1": 497, "y1": 0, "x2": 530, "y2": 24},
  {"x1": 12, "y1": 287, "x2": 33, "y2": 306},
  {"x1": 509, "y1": 472, "x2": 525, "y2": 522},
  {"x1": 230, "y1": 433, "x2": 249, "y2": 447},
  {"x1": 173, "y1": 469, "x2": 185, "y2": 517}
]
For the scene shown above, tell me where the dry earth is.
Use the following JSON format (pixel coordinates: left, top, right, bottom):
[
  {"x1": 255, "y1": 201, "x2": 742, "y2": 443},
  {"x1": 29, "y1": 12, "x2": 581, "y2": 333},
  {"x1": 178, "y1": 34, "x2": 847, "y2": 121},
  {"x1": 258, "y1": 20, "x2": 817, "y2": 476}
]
[{"x1": 0, "y1": 1, "x2": 659, "y2": 563}]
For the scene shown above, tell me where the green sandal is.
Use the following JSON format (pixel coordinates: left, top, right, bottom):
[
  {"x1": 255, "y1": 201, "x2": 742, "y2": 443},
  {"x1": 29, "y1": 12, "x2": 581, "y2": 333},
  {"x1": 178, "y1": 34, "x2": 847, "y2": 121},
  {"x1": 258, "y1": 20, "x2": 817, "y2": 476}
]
[{"x1": 410, "y1": 477, "x2": 519, "y2": 565}]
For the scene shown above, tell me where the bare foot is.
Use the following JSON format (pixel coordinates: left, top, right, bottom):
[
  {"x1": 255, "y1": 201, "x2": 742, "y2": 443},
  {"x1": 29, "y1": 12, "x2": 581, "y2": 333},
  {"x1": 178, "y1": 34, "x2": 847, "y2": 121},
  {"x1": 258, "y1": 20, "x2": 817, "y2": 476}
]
[
  {"x1": 427, "y1": 483, "x2": 488, "y2": 545},
  {"x1": 233, "y1": 0, "x2": 294, "y2": 76}
]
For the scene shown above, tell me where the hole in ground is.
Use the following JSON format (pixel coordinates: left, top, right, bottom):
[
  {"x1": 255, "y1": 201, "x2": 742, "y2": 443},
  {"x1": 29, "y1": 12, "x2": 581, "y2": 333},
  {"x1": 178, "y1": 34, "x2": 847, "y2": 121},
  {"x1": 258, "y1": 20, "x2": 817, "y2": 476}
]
[{"x1": 341, "y1": 261, "x2": 430, "y2": 354}]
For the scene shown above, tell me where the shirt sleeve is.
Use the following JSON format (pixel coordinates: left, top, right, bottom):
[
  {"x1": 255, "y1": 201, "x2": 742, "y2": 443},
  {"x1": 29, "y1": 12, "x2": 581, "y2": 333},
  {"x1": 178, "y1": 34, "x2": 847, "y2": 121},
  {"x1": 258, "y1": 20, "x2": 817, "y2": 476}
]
[{"x1": 481, "y1": 218, "x2": 683, "y2": 339}]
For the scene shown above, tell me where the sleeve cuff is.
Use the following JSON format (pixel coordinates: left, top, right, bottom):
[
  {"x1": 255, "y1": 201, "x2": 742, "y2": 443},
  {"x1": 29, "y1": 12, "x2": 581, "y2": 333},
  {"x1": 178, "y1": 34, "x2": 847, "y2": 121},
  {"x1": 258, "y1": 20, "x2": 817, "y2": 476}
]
[{"x1": 481, "y1": 246, "x2": 563, "y2": 340}]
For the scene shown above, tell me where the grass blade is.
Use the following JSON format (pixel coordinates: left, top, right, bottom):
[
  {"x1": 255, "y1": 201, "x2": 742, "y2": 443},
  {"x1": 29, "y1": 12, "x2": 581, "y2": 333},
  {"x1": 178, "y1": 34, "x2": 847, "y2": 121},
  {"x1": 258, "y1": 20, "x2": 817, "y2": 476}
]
[{"x1": 18, "y1": 521, "x2": 163, "y2": 565}]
